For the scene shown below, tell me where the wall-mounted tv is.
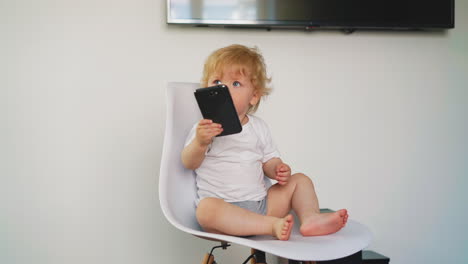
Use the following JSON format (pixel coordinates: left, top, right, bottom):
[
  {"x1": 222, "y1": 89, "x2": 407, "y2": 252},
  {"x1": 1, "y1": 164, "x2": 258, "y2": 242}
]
[{"x1": 167, "y1": 0, "x2": 455, "y2": 31}]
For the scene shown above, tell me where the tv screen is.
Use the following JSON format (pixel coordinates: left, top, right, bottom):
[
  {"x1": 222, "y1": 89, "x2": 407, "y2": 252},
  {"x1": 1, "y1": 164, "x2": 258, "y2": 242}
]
[{"x1": 167, "y1": 0, "x2": 454, "y2": 30}]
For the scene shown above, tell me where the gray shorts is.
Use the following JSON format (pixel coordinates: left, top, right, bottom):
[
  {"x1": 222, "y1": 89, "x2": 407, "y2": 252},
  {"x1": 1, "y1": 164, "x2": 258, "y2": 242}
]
[{"x1": 229, "y1": 198, "x2": 268, "y2": 215}]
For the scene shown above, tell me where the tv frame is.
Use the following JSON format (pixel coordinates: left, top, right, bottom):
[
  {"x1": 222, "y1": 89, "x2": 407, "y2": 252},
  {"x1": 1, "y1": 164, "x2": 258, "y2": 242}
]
[{"x1": 166, "y1": 0, "x2": 455, "y2": 31}]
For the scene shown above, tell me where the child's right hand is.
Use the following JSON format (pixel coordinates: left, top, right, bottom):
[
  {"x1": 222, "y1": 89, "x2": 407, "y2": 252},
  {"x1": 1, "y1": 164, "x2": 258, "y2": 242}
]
[{"x1": 196, "y1": 119, "x2": 223, "y2": 146}]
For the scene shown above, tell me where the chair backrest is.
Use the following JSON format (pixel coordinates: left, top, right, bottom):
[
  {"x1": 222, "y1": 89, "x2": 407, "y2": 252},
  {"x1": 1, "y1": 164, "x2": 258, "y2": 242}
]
[
  {"x1": 159, "y1": 82, "x2": 273, "y2": 233},
  {"x1": 159, "y1": 82, "x2": 202, "y2": 231}
]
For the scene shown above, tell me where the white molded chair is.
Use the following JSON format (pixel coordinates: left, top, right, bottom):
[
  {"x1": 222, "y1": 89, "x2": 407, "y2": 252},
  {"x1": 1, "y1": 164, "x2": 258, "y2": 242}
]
[{"x1": 159, "y1": 82, "x2": 372, "y2": 262}]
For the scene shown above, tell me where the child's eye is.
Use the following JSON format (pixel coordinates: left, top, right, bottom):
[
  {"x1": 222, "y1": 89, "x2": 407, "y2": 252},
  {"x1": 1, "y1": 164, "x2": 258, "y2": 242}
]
[
  {"x1": 213, "y1": 80, "x2": 222, "y2": 85},
  {"x1": 233, "y1": 81, "x2": 241, "y2": 87}
]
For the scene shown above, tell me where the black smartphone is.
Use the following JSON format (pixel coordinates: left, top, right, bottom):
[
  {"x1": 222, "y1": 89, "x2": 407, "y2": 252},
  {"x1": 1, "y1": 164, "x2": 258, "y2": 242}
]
[{"x1": 194, "y1": 84, "x2": 242, "y2": 137}]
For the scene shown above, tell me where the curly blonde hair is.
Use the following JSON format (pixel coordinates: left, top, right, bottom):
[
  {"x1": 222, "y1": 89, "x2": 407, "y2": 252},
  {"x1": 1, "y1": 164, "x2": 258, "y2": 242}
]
[{"x1": 201, "y1": 44, "x2": 272, "y2": 113}]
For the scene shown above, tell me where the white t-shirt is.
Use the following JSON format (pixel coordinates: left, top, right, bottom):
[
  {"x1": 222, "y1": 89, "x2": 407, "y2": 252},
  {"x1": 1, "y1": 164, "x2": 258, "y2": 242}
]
[{"x1": 184, "y1": 115, "x2": 280, "y2": 205}]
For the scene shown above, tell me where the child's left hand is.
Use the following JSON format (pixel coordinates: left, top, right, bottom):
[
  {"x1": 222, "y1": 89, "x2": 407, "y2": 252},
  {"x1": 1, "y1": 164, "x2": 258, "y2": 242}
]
[{"x1": 275, "y1": 163, "x2": 291, "y2": 185}]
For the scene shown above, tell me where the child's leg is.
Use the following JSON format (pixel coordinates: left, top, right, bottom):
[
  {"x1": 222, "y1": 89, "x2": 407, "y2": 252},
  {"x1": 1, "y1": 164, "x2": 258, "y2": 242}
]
[
  {"x1": 196, "y1": 197, "x2": 294, "y2": 240},
  {"x1": 266, "y1": 173, "x2": 348, "y2": 236}
]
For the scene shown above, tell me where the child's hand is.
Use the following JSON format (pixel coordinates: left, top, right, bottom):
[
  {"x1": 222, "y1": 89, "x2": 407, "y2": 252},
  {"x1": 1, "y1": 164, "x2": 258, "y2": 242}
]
[
  {"x1": 196, "y1": 119, "x2": 223, "y2": 146},
  {"x1": 275, "y1": 163, "x2": 291, "y2": 185}
]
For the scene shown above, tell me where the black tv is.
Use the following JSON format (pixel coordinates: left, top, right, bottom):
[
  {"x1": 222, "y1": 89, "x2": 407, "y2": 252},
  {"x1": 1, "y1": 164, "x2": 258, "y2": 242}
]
[{"x1": 167, "y1": 0, "x2": 454, "y2": 31}]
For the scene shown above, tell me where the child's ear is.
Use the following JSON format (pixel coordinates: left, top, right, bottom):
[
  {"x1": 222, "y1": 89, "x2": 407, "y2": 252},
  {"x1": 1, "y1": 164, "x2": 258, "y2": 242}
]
[{"x1": 250, "y1": 91, "x2": 260, "y2": 106}]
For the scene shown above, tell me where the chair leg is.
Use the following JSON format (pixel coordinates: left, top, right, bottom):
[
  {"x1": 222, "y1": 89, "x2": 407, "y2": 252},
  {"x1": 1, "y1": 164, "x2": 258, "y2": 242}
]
[
  {"x1": 288, "y1": 261, "x2": 316, "y2": 264},
  {"x1": 249, "y1": 249, "x2": 267, "y2": 264},
  {"x1": 201, "y1": 253, "x2": 214, "y2": 264},
  {"x1": 201, "y1": 242, "x2": 230, "y2": 264},
  {"x1": 250, "y1": 249, "x2": 256, "y2": 264}
]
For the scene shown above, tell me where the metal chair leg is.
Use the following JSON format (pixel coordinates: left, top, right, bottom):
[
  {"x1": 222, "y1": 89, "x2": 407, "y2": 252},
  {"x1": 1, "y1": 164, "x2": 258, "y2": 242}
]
[{"x1": 202, "y1": 242, "x2": 231, "y2": 264}]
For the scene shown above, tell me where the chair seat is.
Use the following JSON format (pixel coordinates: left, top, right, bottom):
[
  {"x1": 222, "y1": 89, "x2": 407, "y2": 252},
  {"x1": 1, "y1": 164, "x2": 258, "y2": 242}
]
[
  {"x1": 181, "y1": 217, "x2": 371, "y2": 261},
  {"x1": 159, "y1": 82, "x2": 372, "y2": 261}
]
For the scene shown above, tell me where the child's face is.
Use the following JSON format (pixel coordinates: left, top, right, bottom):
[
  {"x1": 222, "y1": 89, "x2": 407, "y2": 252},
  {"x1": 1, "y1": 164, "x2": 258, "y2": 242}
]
[{"x1": 208, "y1": 65, "x2": 260, "y2": 119}]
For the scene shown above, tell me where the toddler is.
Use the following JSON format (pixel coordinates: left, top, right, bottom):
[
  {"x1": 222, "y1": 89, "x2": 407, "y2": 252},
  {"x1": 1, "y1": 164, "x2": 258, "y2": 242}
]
[{"x1": 181, "y1": 44, "x2": 348, "y2": 240}]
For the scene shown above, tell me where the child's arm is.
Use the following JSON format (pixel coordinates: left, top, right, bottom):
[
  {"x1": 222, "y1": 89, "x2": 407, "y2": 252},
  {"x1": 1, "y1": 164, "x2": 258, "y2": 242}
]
[
  {"x1": 181, "y1": 119, "x2": 223, "y2": 170},
  {"x1": 263, "y1": 158, "x2": 291, "y2": 185}
]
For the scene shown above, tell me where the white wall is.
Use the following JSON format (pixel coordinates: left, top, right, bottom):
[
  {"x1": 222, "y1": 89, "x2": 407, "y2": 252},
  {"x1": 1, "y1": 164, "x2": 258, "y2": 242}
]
[{"x1": 2, "y1": 1, "x2": 467, "y2": 264}]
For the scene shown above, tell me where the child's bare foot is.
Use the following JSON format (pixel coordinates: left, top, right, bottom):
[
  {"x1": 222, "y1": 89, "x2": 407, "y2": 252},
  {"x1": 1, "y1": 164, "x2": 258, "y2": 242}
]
[
  {"x1": 299, "y1": 209, "x2": 348, "y2": 236},
  {"x1": 273, "y1": 214, "x2": 294, "y2": 240}
]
